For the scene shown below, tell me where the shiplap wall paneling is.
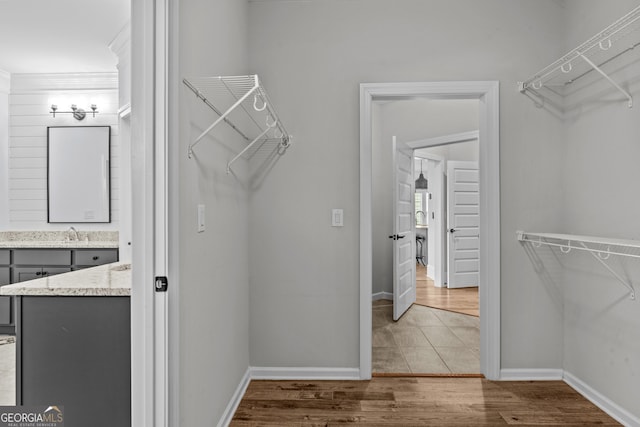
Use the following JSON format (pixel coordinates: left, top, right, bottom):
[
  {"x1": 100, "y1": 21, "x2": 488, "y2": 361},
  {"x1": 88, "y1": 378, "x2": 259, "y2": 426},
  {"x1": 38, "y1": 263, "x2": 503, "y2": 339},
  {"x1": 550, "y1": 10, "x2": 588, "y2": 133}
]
[{"x1": 8, "y1": 89, "x2": 119, "y2": 229}]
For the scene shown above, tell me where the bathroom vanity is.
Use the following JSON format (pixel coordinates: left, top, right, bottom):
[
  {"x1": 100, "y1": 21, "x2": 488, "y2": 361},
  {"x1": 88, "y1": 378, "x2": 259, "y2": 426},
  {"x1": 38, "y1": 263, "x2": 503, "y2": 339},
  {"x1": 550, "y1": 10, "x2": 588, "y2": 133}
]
[
  {"x1": 0, "y1": 231, "x2": 118, "y2": 335},
  {"x1": 0, "y1": 261, "x2": 131, "y2": 427}
]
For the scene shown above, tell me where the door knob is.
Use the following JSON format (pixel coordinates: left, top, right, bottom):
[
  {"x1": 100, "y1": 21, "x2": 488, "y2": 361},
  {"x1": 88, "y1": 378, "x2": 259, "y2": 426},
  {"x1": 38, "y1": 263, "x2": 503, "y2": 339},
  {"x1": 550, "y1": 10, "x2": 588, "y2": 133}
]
[
  {"x1": 388, "y1": 234, "x2": 407, "y2": 240},
  {"x1": 449, "y1": 228, "x2": 457, "y2": 233}
]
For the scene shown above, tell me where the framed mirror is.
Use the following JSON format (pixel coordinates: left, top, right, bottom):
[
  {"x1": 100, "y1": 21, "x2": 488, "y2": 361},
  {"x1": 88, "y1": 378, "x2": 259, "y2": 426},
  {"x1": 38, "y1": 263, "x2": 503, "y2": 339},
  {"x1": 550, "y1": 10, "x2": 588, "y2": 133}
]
[{"x1": 47, "y1": 126, "x2": 111, "y2": 223}]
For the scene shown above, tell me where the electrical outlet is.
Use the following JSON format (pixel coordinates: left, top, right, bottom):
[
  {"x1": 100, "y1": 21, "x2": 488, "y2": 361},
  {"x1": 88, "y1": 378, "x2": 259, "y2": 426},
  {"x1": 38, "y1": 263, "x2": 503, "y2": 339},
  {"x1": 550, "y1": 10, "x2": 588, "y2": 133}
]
[
  {"x1": 332, "y1": 209, "x2": 344, "y2": 227},
  {"x1": 197, "y1": 204, "x2": 205, "y2": 232}
]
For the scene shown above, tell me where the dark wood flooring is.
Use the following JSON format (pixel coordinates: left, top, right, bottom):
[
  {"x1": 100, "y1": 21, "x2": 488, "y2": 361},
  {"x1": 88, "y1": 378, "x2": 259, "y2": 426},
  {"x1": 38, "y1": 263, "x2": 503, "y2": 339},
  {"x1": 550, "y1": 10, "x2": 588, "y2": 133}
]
[{"x1": 230, "y1": 377, "x2": 619, "y2": 426}]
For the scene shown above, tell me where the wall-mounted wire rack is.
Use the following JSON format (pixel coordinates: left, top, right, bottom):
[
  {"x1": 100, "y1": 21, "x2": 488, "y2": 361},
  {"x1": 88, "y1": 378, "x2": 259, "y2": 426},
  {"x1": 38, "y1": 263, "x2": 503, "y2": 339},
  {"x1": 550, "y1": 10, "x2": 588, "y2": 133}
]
[
  {"x1": 517, "y1": 231, "x2": 639, "y2": 300},
  {"x1": 183, "y1": 75, "x2": 291, "y2": 173},
  {"x1": 518, "y1": 5, "x2": 640, "y2": 108}
]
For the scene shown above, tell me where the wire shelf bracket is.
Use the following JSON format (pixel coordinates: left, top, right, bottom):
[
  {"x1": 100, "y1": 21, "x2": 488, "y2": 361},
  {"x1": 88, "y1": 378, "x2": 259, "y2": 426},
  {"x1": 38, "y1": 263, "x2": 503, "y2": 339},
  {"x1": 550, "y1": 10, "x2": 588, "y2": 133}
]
[
  {"x1": 517, "y1": 231, "x2": 638, "y2": 300},
  {"x1": 518, "y1": 4, "x2": 640, "y2": 108},
  {"x1": 183, "y1": 75, "x2": 291, "y2": 173}
]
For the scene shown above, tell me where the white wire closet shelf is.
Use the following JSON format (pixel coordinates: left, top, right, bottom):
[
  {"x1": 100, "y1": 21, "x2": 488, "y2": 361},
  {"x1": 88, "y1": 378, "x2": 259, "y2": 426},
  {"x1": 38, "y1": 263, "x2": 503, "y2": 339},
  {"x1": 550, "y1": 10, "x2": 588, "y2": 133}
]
[
  {"x1": 183, "y1": 75, "x2": 291, "y2": 173},
  {"x1": 517, "y1": 231, "x2": 639, "y2": 300},
  {"x1": 518, "y1": 4, "x2": 640, "y2": 108}
]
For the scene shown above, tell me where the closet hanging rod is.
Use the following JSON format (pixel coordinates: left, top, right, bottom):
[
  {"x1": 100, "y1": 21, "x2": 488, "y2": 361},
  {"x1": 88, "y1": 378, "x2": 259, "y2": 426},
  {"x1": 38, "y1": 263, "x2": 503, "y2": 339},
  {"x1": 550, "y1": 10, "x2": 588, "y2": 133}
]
[
  {"x1": 182, "y1": 78, "x2": 250, "y2": 142},
  {"x1": 516, "y1": 231, "x2": 640, "y2": 258},
  {"x1": 518, "y1": 4, "x2": 640, "y2": 107},
  {"x1": 517, "y1": 231, "x2": 638, "y2": 300},
  {"x1": 183, "y1": 75, "x2": 292, "y2": 165},
  {"x1": 190, "y1": 79, "x2": 260, "y2": 150}
]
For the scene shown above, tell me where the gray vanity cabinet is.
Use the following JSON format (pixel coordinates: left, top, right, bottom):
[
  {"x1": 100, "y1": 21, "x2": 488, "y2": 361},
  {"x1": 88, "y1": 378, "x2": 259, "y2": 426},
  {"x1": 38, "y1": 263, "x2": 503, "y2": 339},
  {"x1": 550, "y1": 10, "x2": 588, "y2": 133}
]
[
  {"x1": 12, "y1": 249, "x2": 72, "y2": 283},
  {"x1": 0, "y1": 265, "x2": 10, "y2": 324},
  {"x1": 0, "y1": 250, "x2": 11, "y2": 326},
  {"x1": 74, "y1": 249, "x2": 119, "y2": 267},
  {"x1": 0, "y1": 248, "x2": 118, "y2": 334},
  {"x1": 17, "y1": 295, "x2": 131, "y2": 427},
  {"x1": 13, "y1": 267, "x2": 73, "y2": 283}
]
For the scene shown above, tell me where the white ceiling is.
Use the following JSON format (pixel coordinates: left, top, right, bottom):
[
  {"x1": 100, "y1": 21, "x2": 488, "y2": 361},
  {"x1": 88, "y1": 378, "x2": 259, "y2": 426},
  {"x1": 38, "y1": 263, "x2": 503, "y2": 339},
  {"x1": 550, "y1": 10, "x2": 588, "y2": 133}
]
[{"x1": 0, "y1": 0, "x2": 129, "y2": 74}]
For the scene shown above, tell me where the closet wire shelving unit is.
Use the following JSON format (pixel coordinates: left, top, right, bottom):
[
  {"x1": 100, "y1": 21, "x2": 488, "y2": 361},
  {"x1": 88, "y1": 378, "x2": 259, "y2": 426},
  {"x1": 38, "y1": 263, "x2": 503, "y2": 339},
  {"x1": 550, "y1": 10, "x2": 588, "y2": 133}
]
[
  {"x1": 517, "y1": 231, "x2": 639, "y2": 300},
  {"x1": 518, "y1": 4, "x2": 640, "y2": 108},
  {"x1": 183, "y1": 75, "x2": 291, "y2": 173}
]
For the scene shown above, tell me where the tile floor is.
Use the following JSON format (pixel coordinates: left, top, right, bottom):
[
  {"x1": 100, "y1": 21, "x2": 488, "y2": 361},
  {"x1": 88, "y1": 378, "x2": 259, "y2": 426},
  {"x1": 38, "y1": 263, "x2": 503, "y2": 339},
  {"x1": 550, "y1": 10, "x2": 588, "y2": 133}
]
[
  {"x1": 372, "y1": 300, "x2": 480, "y2": 374},
  {"x1": 0, "y1": 336, "x2": 15, "y2": 405}
]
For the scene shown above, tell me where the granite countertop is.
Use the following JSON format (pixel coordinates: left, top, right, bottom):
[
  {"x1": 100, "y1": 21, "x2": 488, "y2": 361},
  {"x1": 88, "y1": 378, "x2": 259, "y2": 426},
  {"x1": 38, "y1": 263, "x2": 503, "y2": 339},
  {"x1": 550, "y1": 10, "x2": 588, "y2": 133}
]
[
  {"x1": 0, "y1": 262, "x2": 131, "y2": 296},
  {"x1": 0, "y1": 230, "x2": 119, "y2": 249}
]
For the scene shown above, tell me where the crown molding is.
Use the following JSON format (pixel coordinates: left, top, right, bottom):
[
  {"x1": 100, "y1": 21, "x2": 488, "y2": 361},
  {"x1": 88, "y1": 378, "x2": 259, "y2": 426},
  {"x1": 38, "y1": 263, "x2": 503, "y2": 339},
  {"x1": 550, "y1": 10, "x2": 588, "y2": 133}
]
[
  {"x1": 10, "y1": 72, "x2": 118, "y2": 93},
  {"x1": 108, "y1": 22, "x2": 131, "y2": 62}
]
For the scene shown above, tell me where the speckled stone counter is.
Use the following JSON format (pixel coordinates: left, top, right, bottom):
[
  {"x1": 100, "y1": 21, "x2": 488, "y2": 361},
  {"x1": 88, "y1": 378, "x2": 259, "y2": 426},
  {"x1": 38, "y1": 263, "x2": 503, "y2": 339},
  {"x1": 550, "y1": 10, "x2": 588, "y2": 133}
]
[
  {"x1": 0, "y1": 262, "x2": 131, "y2": 296},
  {"x1": 0, "y1": 230, "x2": 118, "y2": 248}
]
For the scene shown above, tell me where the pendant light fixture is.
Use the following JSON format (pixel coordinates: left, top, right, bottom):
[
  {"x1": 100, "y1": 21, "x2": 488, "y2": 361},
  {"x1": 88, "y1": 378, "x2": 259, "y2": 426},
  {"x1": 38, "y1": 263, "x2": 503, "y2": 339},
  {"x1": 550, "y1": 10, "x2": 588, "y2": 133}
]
[{"x1": 415, "y1": 159, "x2": 428, "y2": 190}]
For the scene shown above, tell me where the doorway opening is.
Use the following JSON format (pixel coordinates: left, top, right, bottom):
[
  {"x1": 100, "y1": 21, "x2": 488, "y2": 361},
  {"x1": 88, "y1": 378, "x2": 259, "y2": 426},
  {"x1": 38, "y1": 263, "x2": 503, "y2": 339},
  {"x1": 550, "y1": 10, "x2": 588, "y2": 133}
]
[
  {"x1": 412, "y1": 133, "x2": 480, "y2": 319},
  {"x1": 360, "y1": 81, "x2": 500, "y2": 380},
  {"x1": 372, "y1": 104, "x2": 481, "y2": 374}
]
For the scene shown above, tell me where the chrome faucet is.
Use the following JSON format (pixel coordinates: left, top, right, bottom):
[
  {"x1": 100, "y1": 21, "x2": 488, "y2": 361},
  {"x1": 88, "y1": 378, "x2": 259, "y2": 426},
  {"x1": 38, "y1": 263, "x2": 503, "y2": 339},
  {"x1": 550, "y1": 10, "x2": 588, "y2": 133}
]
[
  {"x1": 67, "y1": 226, "x2": 79, "y2": 241},
  {"x1": 416, "y1": 211, "x2": 426, "y2": 225}
]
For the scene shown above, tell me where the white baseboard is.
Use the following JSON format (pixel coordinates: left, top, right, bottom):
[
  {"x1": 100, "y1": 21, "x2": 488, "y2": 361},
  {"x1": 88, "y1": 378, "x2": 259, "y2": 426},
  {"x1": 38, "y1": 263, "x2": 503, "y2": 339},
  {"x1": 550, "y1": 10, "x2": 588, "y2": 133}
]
[
  {"x1": 499, "y1": 368, "x2": 564, "y2": 381},
  {"x1": 250, "y1": 366, "x2": 361, "y2": 380},
  {"x1": 217, "y1": 367, "x2": 251, "y2": 427},
  {"x1": 564, "y1": 371, "x2": 640, "y2": 427},
  {"x1": 372, "y1": 291, "x2": 392, "y2": 301},
  {"x1": 427, "y1": 264, "x2": 434, "y2": 278}
]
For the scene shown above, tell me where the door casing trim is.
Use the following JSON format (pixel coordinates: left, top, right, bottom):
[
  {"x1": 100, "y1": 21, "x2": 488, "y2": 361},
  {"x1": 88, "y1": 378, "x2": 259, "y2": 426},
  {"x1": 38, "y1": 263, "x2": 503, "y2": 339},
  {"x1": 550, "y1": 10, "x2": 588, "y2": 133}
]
[{"x1": 359, "y1": 81, "x2": 500, "y2": 380}]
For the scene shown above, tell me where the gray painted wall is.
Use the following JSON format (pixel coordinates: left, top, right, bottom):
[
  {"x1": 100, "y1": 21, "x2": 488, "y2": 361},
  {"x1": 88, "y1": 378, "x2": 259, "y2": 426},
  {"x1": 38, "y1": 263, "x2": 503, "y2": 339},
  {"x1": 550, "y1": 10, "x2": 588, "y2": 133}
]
[
  {"x1": 178, "y1": 0, "x2": 250, "y2": 425},
  {"x1": 175, "y1": 1, "x2": 640, "y2": 423},
  {"x1": 559, "y1": 0, "x2": 640, "y2": 419},
  {"x1": 248, "y1": 0, "x2": 566, "y2": 371}
]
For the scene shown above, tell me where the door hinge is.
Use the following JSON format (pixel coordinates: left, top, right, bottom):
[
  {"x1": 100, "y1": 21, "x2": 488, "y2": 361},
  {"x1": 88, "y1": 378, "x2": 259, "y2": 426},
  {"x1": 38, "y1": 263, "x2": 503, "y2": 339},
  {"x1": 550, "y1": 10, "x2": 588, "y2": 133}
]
[{"x1": 155, "y1": 276, "x2": 168, "y2": 292}]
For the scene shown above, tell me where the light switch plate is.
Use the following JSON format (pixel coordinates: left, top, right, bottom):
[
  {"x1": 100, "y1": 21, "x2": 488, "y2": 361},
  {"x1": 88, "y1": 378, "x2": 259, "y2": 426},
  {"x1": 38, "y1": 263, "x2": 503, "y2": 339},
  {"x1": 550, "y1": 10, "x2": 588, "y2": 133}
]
[
  {"x1": 332, "y1": 209, "x2": 344, "y2": 227},
  {"x1": 197, "y1": 204, "x2": 205, "y2": 232}
]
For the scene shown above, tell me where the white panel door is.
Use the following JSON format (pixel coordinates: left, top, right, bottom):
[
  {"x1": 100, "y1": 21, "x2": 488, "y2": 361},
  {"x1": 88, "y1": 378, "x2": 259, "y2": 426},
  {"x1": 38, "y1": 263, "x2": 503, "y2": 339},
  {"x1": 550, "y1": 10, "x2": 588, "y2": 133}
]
[
  {"x1": 447, "y1": 161, "x2": 479, "y2": 289},
  {"x1": 392, "y1": 137, "x2": 416, "y2": 320}
]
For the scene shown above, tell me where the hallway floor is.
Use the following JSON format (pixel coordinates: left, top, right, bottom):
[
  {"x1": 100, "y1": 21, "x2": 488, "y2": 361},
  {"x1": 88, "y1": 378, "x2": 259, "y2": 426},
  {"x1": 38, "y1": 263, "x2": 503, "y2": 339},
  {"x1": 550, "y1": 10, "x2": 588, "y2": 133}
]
[
  {"x1": 0, "y1": 335, "x2": 15, "y2": 405},
  {"x1": 372, "y1": 300, "x2": 480, "y2": 374},
  {"x1": 415, "y1": 264, "x2": 479, "y2": 317}
]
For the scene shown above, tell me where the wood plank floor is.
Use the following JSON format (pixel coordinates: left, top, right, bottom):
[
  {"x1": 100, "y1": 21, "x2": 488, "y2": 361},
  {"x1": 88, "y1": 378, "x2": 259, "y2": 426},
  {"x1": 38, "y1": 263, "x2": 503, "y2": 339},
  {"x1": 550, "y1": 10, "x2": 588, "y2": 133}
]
[
  {"x1": 416, "y1": 264, "x2": 479, "y2": 317},
  {"x1": 230, "y1": 377, "x2": 620, "y2": 426}
]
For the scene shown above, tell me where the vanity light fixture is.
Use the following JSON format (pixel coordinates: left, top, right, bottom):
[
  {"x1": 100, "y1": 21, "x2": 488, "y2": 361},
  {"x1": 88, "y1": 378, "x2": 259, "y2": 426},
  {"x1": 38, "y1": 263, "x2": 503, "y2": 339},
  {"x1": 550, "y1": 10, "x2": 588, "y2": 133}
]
[
  {"x1": 50, "y1": 104, "x2": 99, "y2": 121},
  {"x1": 415, "y1": 159, "x2": 428, "y2": 190}
]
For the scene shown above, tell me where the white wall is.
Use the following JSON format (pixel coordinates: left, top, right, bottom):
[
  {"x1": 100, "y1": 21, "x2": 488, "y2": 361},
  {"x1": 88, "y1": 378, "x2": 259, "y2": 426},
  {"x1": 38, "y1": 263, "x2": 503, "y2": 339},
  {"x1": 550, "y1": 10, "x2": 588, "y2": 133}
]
[
  {"x1": 416, "y1": 140, "x2": 479, "y2": 165},
  {"x1": 109, "y1": 23, "x2": 132, "y2": 261},
  {"x1": 559, "y1": 0, "x2": 640, "y2": 420},
  {"x1": 6, "y1": 73, "x2": 120, "y2": 231},
  {"x1": 373, "y1": 98, "x2": 478, "y2": 296},
  {"x1": 248, "y1": 0, "x2": 566, "y2": 371},
  {"x1": 177, "y1": 0, "x2": 250, "y2": 425},
  {"x1": 0, "y1": 70, "x2": 9, "y2": 230}
]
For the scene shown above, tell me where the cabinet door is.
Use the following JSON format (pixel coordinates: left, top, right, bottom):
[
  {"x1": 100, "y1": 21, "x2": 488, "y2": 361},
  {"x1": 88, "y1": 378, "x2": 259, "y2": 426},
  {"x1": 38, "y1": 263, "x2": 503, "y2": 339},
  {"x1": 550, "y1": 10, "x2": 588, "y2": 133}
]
[
  {"x1": 0, "y1": 250, "x2": 9, "y2": 265},
  {"x1": 0, "y1": 268, "x2": 12, "y2": 326},
  {"x1": 41, "y1": 267, "x2": 71, "y2": 277},
  {"x1": 74, "y1": 249, "x2": 118, "y2": 267},
  {"x1": 0, "y1": 267, "x2": 9, "y2": 286},
  {"x1": 0, "y1": 296, "x2": 10, "y2": 325},
  {"x1": 13, "y1": 249, "x2": 71, "y2": 266},
  {"x1": 13, "y1": 267, "x2": 45, "y2": 283}
]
